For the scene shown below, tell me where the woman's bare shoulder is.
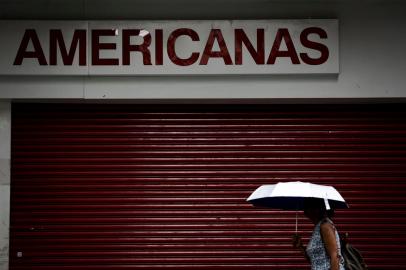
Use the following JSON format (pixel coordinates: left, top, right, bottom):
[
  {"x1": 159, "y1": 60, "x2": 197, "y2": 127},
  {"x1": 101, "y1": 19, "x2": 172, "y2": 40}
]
[{"x1": 320, "y1": 219, "x2": 335, "y2": 233}]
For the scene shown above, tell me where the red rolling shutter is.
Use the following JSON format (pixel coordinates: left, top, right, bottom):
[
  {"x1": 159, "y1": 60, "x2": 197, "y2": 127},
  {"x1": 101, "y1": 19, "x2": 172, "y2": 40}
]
[{"x1": 10, "y1": 103, "x2": 406, "y2": 269}]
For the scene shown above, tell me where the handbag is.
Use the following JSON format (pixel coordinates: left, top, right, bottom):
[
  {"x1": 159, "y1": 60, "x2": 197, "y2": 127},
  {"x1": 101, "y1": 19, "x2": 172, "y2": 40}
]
[{"x1": 340, "y1": 233, "x2": 368, "y2": 270}]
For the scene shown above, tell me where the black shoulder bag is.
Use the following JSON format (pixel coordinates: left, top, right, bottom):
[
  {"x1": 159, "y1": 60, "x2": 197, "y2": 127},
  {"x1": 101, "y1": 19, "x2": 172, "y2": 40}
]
[{"x1": 340, "y1": 233, "x2": 368, "y2": 270}]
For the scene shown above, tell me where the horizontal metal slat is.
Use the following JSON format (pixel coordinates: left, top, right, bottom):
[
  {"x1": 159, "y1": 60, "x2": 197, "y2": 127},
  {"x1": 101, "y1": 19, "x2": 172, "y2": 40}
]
[{"x1": 10, "y1": 103, "x2": 406, "y2": 270}]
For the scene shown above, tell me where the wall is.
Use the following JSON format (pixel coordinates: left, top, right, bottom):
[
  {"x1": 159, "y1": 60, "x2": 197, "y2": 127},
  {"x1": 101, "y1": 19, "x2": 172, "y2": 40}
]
[
  {"x1": 0, "y1": 102, "x2": 10, "y2": 270},
  {"x1": 0, "y1": 0, "x2": 405, "y2": 101}
]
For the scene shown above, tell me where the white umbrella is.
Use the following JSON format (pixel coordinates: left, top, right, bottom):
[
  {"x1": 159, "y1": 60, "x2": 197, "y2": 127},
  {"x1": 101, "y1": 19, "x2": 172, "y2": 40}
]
[{"x1": 247, "y1": 181, "x2": 348, "y2": 232}]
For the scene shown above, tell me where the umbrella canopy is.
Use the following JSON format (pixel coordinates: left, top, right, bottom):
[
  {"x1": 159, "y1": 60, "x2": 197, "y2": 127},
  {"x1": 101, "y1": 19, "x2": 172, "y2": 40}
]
[{"x1": 247, "y1": 181, "x2": 348, "y2": 210}]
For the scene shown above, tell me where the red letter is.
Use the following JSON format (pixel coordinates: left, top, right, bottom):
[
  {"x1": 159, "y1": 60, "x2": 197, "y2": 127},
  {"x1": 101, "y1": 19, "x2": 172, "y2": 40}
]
[
  {"x1": 92, "y1": 29, "x2": 119, "y2": 66},
  {"x1": 235, "y1": 29, "x2": 264, "y2": 65},
  {"x1": 300, "y1": 27, "x2": 329, "y2": 65},
  {"x1": 167, "y1": 28, "x2": 200, "y2": 66},
  {"x1": 199, "y1": 29, "x2": 232, "y2": 65},
  {"x1": 155, "y1": 29, "x2": 164, "y2": 65},
  {"x1": 122, "y1": 29, "x2": 152, "y2": 65},
  {"x1": 49, "y1": 29, "x2": 87, "y2": 66},
  {"x1": 14, "y1": 29, "x2": 47, "y2": 65},
  {"x1": 267, "y1": 28, "x2": 300, "y2": 65}
]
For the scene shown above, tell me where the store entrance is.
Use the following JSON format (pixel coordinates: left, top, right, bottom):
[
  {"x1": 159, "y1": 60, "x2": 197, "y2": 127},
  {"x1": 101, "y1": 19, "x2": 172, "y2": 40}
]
[{"x1": 10, "y1": 103, "x2": 406, "y2": 269}]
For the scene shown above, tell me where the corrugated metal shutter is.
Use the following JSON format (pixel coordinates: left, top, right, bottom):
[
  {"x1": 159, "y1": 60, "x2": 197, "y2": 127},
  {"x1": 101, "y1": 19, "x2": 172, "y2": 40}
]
[{"x1": 10, "y1": 103, "x2": 406, "y2": 269}]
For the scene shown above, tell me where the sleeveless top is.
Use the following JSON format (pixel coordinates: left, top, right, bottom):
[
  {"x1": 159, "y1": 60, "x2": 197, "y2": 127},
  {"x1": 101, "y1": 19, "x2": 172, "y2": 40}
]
[{"x1": 306, "y1": 218, "x2": 345, "y2": 270}]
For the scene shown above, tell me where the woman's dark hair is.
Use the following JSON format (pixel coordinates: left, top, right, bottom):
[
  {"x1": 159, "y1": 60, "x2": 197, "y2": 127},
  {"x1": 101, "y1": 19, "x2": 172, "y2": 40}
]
[{"x1": 304, "y1": 197, "x2": 335, "y2": 219}]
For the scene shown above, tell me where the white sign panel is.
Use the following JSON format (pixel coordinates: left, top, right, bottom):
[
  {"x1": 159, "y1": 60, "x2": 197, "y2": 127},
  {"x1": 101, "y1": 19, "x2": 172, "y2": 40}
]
[{"x1": 0, "y1": 20, "x2": 339, "y2": 75}]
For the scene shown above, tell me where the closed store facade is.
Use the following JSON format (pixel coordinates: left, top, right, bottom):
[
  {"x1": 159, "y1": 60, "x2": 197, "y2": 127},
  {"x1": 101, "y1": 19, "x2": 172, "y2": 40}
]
[
  {"x1": 2, "y1": 1, "x2": 406, "y2": 270},
  {"x1": 9, "y1": 103, "x2": 406, "y2": 269}
]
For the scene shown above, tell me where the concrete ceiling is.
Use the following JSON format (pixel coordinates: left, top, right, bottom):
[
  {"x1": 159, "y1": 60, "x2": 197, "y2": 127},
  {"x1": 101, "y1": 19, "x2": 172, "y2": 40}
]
[{"x1": 0, "y1": 0, "x2": 403, "y2": 20}]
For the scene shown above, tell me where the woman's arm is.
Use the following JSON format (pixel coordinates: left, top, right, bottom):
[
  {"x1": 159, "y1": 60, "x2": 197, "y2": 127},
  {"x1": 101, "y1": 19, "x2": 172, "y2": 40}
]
[
  {"x1": 292, "y1": 234, "x2": 310, "y2": 262},
  {"x1": 320, "y1": 222, "x2": 341, "y2": 270}
]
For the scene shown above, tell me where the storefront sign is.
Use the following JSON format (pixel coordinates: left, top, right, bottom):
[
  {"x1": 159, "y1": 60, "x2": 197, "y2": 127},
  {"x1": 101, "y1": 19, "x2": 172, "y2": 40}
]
[{"x1": 0, "y1": 20, "x2": 338, "y2": 75}]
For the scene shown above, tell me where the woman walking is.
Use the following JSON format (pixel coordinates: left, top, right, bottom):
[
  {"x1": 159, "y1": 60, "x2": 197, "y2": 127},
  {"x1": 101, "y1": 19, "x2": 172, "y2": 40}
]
[{"x1": 293, "y1": 198, "x2": 346, "y2": 270}]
